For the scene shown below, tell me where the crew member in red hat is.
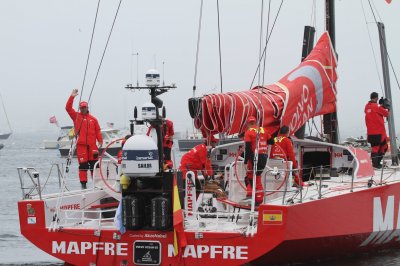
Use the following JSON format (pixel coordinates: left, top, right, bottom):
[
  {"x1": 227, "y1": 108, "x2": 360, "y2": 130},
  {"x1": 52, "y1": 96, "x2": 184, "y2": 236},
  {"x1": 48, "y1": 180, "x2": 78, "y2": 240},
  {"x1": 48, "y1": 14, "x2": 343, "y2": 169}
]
[
  {"x1": 244, "y1": 116, "x2": 274, "y2": 205},
  {"x1": 365, "y1": 92, "x2": 389, "y2": 168},
  {"x1": 66, "y1": 89, "x2": 103, "y2": 189},
  {"x1": 270, "y1": 125, "x2": 302, "y2": 186},
  {"x1": 179, "y1": 135, "x2": 218, "y2": 189}
]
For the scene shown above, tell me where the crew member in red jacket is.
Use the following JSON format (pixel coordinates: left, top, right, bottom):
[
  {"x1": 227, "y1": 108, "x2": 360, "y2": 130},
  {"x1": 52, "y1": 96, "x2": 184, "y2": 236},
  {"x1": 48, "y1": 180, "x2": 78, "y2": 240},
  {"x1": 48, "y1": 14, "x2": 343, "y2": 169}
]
[
  {"x1": 179, "y1": 136, "x2": 217, "y2": 189},
  {"x1": 365, "y1": 92, "x2": 389, "y2": 168},
  {"x1": 146, "y1": 117, "x2": 175, "y2": 169},
  {"x1": 270, "y1": 125, "x2": 302, "y2": 186},
  {"x1": 162, "y1": 118, "x2": 174, "y2": 169},
  {"x1": 244, "y1": 116, "x2": 274, "y2": 204},
  {"x1": 66, "y1": 89, "x2": 103, "y2": 189}
]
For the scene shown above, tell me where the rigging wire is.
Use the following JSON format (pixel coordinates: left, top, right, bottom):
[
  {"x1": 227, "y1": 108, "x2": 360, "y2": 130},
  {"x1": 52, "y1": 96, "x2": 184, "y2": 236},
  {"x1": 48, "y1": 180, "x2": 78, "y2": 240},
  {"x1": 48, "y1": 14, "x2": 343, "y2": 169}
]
[
  {"x1": 193, "y1": 0, "x2": 204, "y2": 98},
  {"x1": 261, "y1": 0, "x2": 272, "y2": 86},
  {"x1": 79, "y1": 0, "x2": 101, "y2": 104},
  {"x1": 370, "y1": 0, "x2": 383, "y2": 22},
  {"x1": 249, "y1": 0, "x2": 284, "y2": 90},
  {"x1": 360, "y1": 0, "x2": 384, "y2": 94},
  {"x1": 257, "y1": 0, "x2": 264, "y2": 85},
  {"x1": 367, "y1": 0, "x2": 400, "y2": 93},
  {"x1": 87, "y1": 0, "x2": 123, "y2": 103},
  {"x1": 216, "y1": 0, "x2": 223, "y2": 93}
]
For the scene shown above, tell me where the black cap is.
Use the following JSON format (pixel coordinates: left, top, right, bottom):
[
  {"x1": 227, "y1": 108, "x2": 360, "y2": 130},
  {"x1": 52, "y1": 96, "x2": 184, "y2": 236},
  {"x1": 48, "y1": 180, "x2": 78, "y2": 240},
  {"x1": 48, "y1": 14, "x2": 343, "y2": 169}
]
[{"x1": 370, "y1": 92, "x2": 379, "y2": 100}]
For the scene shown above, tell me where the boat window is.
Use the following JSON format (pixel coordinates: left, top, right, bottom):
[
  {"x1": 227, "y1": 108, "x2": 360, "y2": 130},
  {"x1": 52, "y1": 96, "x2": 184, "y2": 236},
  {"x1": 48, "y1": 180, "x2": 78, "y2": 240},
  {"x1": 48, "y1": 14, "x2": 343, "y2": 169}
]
[
  {"x1": 302, "y1": 151, "x2": 331, "y2": 181},
  {"x1": 145, "y1": 74, "x2": 160, "y2": 78}
]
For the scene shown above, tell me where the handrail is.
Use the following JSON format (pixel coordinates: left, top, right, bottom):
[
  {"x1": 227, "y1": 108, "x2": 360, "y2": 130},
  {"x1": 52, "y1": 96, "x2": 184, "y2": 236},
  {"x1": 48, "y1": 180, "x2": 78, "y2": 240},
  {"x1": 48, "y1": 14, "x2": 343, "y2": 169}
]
[
  {"x1": 58, "y1": 207, "x2": 118, "y2": 229},
  {"x1": 17, "y1": 164, "x2": 64, "y2": 200},
  {"x1": 183, "y1": 209, "x2": 252, "y2": 232}
]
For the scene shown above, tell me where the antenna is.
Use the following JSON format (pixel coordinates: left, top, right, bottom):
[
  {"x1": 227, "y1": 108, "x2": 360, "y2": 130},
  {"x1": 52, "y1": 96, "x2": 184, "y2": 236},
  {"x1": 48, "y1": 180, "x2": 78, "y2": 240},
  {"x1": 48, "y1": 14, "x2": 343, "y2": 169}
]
[
  {"x1": 132, "y1": 52, "x2": 139, "y2": 86},
  {"x1": 162, "y1": 61, "x2": 165, "y2": 86}
]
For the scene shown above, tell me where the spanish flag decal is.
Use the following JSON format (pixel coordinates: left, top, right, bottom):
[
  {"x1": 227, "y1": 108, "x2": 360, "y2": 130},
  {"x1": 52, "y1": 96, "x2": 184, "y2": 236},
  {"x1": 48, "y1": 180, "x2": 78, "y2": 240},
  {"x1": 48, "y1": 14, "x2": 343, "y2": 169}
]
[{"x1": 263, "y1": 210, "x2": 283, "y2": 225}]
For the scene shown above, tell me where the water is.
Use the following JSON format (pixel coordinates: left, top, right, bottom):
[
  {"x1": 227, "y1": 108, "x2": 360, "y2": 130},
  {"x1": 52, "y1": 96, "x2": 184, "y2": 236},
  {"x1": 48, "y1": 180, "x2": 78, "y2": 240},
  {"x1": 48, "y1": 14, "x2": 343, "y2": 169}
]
[{"x1": 1, "y1": 132, "x2": 400, "y2": 265}]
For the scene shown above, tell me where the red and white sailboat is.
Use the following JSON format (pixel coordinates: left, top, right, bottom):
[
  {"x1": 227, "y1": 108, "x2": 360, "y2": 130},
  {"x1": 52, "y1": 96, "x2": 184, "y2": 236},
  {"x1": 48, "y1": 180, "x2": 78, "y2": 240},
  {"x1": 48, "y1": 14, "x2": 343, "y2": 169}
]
[{"x1": 17, "y1": 2, "x2": 400, "y2": 266}]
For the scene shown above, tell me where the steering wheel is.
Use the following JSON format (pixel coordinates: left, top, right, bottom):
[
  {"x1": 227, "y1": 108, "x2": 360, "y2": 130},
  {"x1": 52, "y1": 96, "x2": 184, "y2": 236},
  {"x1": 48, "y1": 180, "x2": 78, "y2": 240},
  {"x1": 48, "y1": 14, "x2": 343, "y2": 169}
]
[
  {"x1": 233, "y1": 144, "x2": 291, "y2": 197},
  {"x1": 98, "y1": 137, "x2": 125, "y2": 193}
]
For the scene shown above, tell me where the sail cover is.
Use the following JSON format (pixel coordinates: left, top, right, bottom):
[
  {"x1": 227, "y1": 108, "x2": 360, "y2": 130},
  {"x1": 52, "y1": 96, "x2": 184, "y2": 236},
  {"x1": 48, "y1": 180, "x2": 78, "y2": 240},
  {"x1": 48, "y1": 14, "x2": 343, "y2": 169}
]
[{"x1": 189, "y1": 32, "x2": 338, "y2": 136}]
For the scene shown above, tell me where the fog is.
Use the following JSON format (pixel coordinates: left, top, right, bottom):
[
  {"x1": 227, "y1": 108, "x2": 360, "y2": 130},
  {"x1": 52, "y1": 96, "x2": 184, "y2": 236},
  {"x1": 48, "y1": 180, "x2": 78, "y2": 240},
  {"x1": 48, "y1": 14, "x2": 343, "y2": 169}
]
[{"x1": 0, "y1": 0, "x2": 399, "y2": 140}]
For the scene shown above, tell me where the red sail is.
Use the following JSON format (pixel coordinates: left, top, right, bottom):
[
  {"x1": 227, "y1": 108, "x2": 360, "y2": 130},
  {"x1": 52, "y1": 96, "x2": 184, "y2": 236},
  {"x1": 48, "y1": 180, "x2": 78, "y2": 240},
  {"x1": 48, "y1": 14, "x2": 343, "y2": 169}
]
[{"x1": 193, "y1": 32, "x2": 337, "y2": 136}]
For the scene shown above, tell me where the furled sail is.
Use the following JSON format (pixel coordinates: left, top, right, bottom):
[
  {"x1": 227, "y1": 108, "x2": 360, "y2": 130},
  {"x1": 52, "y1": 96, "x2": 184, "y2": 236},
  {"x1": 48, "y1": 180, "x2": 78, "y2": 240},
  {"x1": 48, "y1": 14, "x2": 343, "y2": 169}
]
[{"x1": 189, "y1": 32, "x2": 337, "y2": 136}]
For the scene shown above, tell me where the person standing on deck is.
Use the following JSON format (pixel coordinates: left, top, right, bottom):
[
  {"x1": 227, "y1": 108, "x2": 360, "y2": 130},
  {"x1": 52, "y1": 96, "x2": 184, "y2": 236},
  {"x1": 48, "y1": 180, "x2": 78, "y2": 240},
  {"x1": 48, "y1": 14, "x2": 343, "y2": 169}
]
[
  {"x1": 243, "y1": 116, "x2": 274, "y2": 205},
  {"x1": 365, "y1": 92, "x2": 389, "y2": 169},
  {"x1": 270, "y1": 125, "x2": 302, "y2": 186},
  {"x1": 66, "y1": 89, "x2": 103, "y2": 189}
]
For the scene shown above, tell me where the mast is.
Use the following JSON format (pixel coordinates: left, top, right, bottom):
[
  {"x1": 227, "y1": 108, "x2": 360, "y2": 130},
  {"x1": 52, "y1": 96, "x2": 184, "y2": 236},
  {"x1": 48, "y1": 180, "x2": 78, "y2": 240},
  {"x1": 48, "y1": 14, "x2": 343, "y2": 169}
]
[
  {"x1": 323, "y1": 0, "x2": 339, "y2": 144},
  {"x1": 0, "y1": 92, "x2": 12, "y2": 133},
  {"x1": 377, "y1": 22, "x2": 398, "y2": 165},
  {"x1": 295, "y1": 26, "x2": 316, "y2": 139}
]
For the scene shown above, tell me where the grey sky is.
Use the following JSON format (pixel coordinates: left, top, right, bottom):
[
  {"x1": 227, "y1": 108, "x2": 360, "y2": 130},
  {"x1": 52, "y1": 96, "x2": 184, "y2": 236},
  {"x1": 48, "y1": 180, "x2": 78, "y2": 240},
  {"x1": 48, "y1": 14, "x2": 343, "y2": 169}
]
[{"x1": 0, "y1": 1, "x2": 399, "y2": 139}]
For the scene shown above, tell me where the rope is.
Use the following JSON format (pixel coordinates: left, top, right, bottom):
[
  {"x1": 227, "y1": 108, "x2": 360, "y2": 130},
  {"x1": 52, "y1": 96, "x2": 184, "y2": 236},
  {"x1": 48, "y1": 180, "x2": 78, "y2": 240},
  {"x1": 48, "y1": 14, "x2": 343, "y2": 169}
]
[
  {"x1": 367, "y1": 0, "x2": 400, "y2": 93},
  {"x1": 360, "y1": 0, "x2": 384, "y2": 94},
  {"x1": 249, "y1": 0, "x2": 284, "y2": 90},
  {"x1": 257, "y1": 0, "x2": 264, "y2": 85},
  {"x1": 193, "y1": 0, "x2": 204, "y2": 98},
  {"x1": 79, "y1": 0, "x2": 101, "y2": 103},
  {"x1": 261, "y1": 0, "x2": 271, "y2": 86},
  {"x1": 216, "y1": 0, "x2": 223, "y2": 93},
  {"x1": 87, "y1": 0, "x2": 123, "y2": 103}
]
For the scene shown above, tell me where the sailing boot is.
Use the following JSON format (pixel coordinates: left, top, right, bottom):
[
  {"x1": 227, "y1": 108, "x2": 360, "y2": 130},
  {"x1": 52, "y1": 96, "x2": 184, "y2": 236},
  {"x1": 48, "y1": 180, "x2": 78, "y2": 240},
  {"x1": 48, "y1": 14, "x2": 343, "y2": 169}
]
[
  {"x1": 80, "y1": 182, "x2": 87, "y2": 190},
  {"x1": 255, "y1": 175, "x2": 264, "y2": 205},
  {"x1": 377, "y1": 153, "x2": 384, "y2": 168},
  {"x1": 79, "y1": 169, "x2": 88, "y2": 182},
  {"x1": 239, "y1": 179, "x2": 253, "y2": 205},
  {"x1": 371, "y1": 153, "x2": 381, "y2": 169},
  {"x1": 293, "y1": 173, "x2": 304, "y2": 187}
]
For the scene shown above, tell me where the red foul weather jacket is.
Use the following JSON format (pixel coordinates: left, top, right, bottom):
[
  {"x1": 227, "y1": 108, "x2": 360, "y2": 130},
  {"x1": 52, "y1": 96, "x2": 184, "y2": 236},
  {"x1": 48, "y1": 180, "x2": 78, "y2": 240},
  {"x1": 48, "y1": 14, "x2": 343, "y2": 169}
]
[
  {"x1": 66, "y1": 96, "x2": 103, "y2": 147},
  {"x1": 162, "y1": 119, "x2": 174, "y2": 148},
  {"x1": 243, "y1": 126, "x2": 272, "y2": 165},
  {"x1": 364, "y1": 101, "x2": 389, "y2": 136},
  {"x1": 179, "y1": 143, "x2": 213, "y2": 177},
  {"x1": 270, "y1": 135, "x2": 298, "y2": 169},
  {"x1": 146, "y1": 119, "x2": 174, "y2": 148}
]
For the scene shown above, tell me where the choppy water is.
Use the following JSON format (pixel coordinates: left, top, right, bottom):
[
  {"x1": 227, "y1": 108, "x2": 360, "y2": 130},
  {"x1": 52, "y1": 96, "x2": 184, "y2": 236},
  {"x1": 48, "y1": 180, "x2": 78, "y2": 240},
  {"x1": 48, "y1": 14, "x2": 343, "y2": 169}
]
[{"x1": 1, "y1": 132, "x2": 400, "y2": 265}]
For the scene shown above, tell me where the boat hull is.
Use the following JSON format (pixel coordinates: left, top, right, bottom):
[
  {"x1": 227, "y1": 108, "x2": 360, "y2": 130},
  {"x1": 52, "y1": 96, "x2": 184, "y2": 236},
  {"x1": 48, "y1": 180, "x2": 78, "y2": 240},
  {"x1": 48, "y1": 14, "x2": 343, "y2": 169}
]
[
  {"x1": 18, "y1": 182, "x2": 400, "y2": 265},
  {"x1": 0, "y1": 132, "x2": 11, "y2": 139}
]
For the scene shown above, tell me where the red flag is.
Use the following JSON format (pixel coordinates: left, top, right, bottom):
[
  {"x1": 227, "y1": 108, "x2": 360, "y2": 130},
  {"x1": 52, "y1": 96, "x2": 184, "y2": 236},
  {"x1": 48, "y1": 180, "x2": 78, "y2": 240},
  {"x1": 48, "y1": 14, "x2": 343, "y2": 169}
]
[
  {"x1": 49, "y1": 116, "x2": 57, "y2": 124},
  {"x1": 173, "y1": 173, "x2": 187, "y2": 257}
]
